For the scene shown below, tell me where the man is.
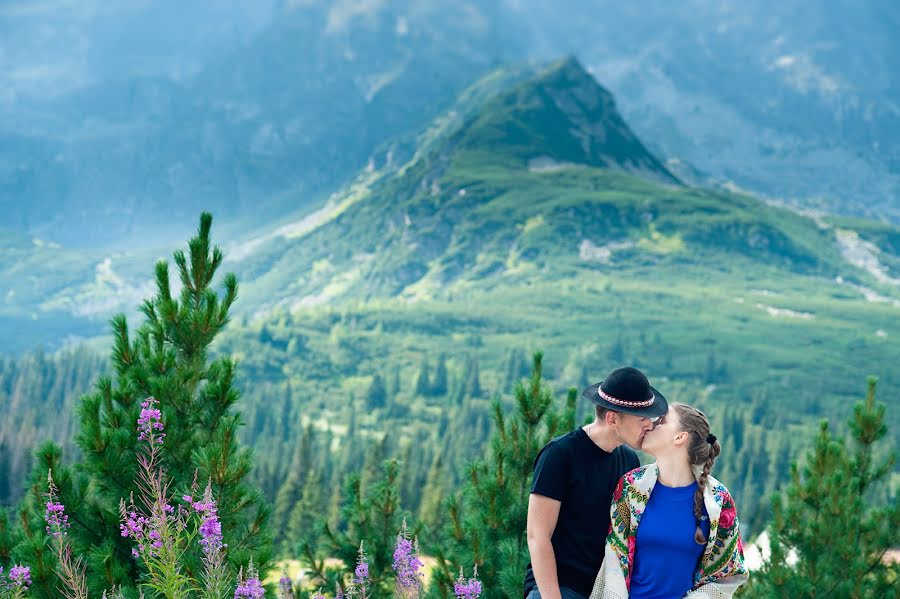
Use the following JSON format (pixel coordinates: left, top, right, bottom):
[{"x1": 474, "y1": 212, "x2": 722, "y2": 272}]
[{"x1": 523, "y1": 366, "x2": 669, "y2": 599}]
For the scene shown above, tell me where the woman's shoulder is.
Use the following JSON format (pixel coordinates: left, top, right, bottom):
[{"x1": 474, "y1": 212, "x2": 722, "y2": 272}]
[
  {"x1": 621, "y1": 463, "x2": 654, "y2": 486},
  {"x1": 705, "y1": 474, "x2": 738, "y2": 509}
]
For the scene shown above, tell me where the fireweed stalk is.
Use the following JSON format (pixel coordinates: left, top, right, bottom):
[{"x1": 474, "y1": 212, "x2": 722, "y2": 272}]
[
  {"x1": 233, "y1": 561, "x2": 264, "y2": 599},
  {"x1": 346, "y1": 542, "x2": 369, "y2": 599},
  {"x1": 44, "y1": 470, "x2": 88, "y2": 599},
  {"x1": 119, "y1": 397, "x2": 193, "y2": 599},
  {"x1": 453, "y1": 566, "x2": 482, "y2": 599},
  {"x1": 276, "y1": 568, "x2": 293, "y2": 599},
  {"x1": 184, "y1": 481, "x2": 231, "y2": 599},
  {"x1": 392, "y1": 519, "x2": 423, "y2": 598},
  {"x1": 0, "y1": 564, "x2": 32, "y2": 599}
]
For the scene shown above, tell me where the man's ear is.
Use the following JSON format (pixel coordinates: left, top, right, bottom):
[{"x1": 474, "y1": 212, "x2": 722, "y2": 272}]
[{"x1": 605, "y1": 411, "x2": 618, "y2": 427}]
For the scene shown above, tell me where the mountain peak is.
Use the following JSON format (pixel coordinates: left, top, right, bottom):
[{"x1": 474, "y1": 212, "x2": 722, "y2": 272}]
[
  {"x1": 448, "y1": 56, "x2": 678, "y2": 184},
  {"x1": 536, "y1": 55, "x2": 598, "y2": 86}
]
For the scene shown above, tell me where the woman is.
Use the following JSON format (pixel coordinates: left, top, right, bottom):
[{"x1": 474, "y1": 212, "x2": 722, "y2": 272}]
[{"x1": 590, "y1": 403, "x2": 748, "y2": 599}]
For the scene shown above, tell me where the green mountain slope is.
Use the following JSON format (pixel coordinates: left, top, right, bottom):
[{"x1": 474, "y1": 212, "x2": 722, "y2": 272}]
[
  {"x1": 228, "y1": 60, "x2": 893, "y2": 308},
  {"x1": 215, "y1": 58, "x2": 900, "y2": 439},
  {"x1": 3, "y1": 58, "x2": 899, "y2": 535}
]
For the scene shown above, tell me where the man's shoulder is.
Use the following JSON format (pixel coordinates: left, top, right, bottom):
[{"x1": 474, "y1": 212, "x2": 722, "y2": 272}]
[
  {"x1": 613, "y1": 443, "x2": 639, "y2": 460},
  {"x1": 532, "y1": 430, "x2": 579, "y2": 468},
  {"x1": 540, "y1": 429, "x2": 582, "y2": 453}
]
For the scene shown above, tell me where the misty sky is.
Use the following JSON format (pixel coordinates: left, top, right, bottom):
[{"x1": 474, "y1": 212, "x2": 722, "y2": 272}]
[{"x1": 0, "y1": 0, "x2": 278, "y2": 103}]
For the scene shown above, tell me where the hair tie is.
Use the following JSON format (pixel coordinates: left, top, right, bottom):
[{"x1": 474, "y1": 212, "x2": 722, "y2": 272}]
[{"x1": 706, "y1": 434, "x2": 717, "y2": 444}]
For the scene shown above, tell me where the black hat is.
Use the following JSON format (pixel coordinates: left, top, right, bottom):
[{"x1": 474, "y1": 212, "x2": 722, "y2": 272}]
[{"x1": 582, "y1": 366, "x2": 668, "y2": 418}]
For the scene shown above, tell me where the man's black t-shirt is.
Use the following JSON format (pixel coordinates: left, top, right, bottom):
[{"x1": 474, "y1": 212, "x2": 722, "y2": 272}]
[{"x1": 523, "y1": 428, "x2": 640, "y2": 598}]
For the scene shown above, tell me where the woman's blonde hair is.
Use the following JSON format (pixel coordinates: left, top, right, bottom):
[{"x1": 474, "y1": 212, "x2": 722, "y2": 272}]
[{"x1": 672, "y1": 403, "x2": 721, "y2": 544}]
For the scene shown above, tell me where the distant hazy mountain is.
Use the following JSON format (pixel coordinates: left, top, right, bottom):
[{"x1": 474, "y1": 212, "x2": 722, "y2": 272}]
[
  {"x1": 222, "y1": 57, "x2": 898, "y2": 314},
  {"x1": 516, "y1": 0, "x2": 900, "y2": 220},
  {"x1": 0, "y1": 0, "x2": 524, "y2": 247},
  {"x1": 4, "y1": 56, "x2": 900, "y2": 352},
  {"x1": 2, "y1": 0, "x2": 898, "y2": 249}
]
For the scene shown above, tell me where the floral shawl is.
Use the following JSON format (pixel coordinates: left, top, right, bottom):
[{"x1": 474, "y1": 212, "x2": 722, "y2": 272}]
[{"x1": 589, "y1": 464, "x2": 748, "y2": 599}]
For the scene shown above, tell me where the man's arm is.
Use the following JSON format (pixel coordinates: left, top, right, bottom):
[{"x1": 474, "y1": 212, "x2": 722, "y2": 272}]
[{"x1": 527, "y1": 493, "x2": 563, "y2": 599}]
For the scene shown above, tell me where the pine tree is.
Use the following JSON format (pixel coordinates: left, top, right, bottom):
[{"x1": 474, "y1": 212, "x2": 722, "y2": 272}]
[
  {"x1": 432, "y1": 354, "x2": 449, "y2": 396},
  {"x1": 0, "y1": 506, "x2": 15, "y2": 565},
  {"x1": 387, "y1": 368, "x2": 401, "y2": 399},
  {"x1": 429, "y1": 351, "x2": 576, "y2": 599},
  {"x1": 272, "y1": 427, "x2": 314, "y2": 553},
  {"x1": 284, "y1": 431, "x2": 328, "y2": 552},
  {"x1": 0, "y1": 440, "x2": 10, "y2": 506},
  {"x1": 302, "y1": 460, "x2": 413, "y2": 595},
  {"x1": 285, "y1": 465, "x2": 324, "y2": 553},
  {"x1": 12, "y1": 213, "x2": 272, "y2": 598},
  {"x1": 746, "y1": 376, "x2": 899, "y2": 598},
  {"x1": 365, "y1": 374, "x2": 388, "y2": 409},
  {"x1": 464, "y1": 356, "x2": 482, "y2": 398},
  {"x1": 608, "y1": 334, "x2": 625, "y2": 365},
  {"x1": 417, "y1": 452, "x2": 446, "y2": 530},
  {"x1": 414, "y1": 357, "x2": 431, "y2": 396},
  {"x1": 501, "y1": 349, "x2": 530, "y2": 390}
]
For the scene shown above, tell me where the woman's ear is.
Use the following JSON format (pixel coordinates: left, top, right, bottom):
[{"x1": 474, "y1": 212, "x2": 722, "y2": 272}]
[{"x1": 673, "y1": 431, "x2": 688, "y2": 446}]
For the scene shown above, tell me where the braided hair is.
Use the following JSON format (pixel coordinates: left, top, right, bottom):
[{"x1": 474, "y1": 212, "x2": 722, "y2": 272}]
[{"x1": 672, "y1": 403, "x2": 721, "y2": 544}]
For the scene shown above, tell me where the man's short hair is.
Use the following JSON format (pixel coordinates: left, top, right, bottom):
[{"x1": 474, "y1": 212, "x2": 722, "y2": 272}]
[{"x1": 595, "y1": 405, "x2": 610, "y2": 420}]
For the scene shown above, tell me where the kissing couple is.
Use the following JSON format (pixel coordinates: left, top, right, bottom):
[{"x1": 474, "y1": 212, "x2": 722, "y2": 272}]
[{"x1": 523, "y1": 367, "x2": 748, "y2": 599}]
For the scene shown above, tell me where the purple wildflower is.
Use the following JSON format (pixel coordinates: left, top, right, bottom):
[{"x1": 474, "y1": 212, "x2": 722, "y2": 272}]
[
  {"x1": 234, "y1": 562, "x2": 264, "y2": 599},
  {"x1": 354, "y1": 562, "x2": 369, "y2": 583},
  {"x1": 118, "y1": 497, "x2": 154, "y2": 559},
  {"x1": 148, "y1": 528, "x2": 163, "y2": 550},
  {"x1": 453, "y1": 567, "x2": 482, "y2": 599},
  {"x1": 392, "y1": 521, "x2": 423, "y2": 590},
  {"x1": 309, "y1": 590, "x2": 325, "y2": 599},
  {"x1": 189, "y1": 482, "x2": 224, "y2": 553},
  {"x1": 8, "y1": 564, "x2": 32, "y2": 588},
  {"x1": 352, "y1": 541, "x2": 370, "y2": 598},
  {"x1": 233, "y1": 578, "x2": 264, "y2": 599},
  {"x1": 335, "y1": 582, "x2": 344, "y2": 599},
  {"x1": 119, "y1": 510, "x2": 147, "y2": 540},
  {"x1": 278, "y1": 573, "x2": 294, "y2": 599},
  {"x1": 137, "y1": 397, "x2": 165, "y2": 443},
  {"x1": 44, "y1": 500, "x2": 70, "y2": 537}
]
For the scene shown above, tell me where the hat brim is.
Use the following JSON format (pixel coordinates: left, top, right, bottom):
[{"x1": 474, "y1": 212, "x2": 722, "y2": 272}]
[{"x1": 581, "y1": 382, "x2": 669, "y2": 418}]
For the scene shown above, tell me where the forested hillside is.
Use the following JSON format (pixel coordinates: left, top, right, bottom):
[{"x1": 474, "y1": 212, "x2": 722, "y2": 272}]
[{"x1": 3, "y1": 61, "x2": 898, "y2": 551}]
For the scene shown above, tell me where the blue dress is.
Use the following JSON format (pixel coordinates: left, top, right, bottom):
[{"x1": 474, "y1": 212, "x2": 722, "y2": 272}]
[{"x1": 629, "y1": 481, "x2": 711, "y2": 599}]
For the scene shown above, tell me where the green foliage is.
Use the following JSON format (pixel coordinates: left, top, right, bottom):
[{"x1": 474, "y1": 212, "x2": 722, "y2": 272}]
[
  {"x1": 432, "y1": 354, "x2": 448, "y2": 397},
  {"x1": 743, "y1": 377, "x2": 899, "y2": 598},
  {"x1": 0, "y1": 348, "x2": 106, "y2": 507},
  {"x1": 2, "y1": 52, "x2": 900, "y2": 595},
  {"x1": 365, "y1": 375, "x2": 387, "y2": 410},
  {"x1": 11, "y1": 213, "x2": 272, "y2": 598},
  {"x1": 271, "y1": 428, "x2": 316, "y2": 555},
  {"x1": 414, "y1": 357, "x2": 431, "y2": 396},
  {"x1": 300, "y1": 460, "x2": 412, "y2": 596},
  {"x1": 428, "y1": 351, "x2": 576, "y2": 599}
]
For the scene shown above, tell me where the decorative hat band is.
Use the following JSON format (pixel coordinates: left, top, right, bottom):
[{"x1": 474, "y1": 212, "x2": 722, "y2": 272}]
[{"x1": 598, "y1": 387, "x2": 656, "y2": 408}]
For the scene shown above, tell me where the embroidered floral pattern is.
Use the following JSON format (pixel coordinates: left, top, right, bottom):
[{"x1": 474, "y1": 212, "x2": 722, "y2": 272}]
[{"x1": 604, "y1": 464, "x2": 747, "y2": 594}]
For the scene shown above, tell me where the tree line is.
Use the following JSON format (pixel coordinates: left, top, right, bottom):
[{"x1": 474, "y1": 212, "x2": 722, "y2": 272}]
[{"x1": 0, "y1": 213, "x2": 895, "y2": 597}]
